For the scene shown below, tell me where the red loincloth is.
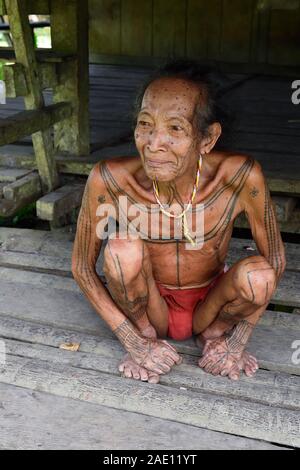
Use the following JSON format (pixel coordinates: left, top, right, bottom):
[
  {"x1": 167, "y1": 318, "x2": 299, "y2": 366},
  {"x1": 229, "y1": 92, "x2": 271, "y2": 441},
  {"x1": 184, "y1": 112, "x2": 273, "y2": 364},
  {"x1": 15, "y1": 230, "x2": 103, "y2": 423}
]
[{"x1": 156, "y1": 265, "x2": 229, "y2": 341}]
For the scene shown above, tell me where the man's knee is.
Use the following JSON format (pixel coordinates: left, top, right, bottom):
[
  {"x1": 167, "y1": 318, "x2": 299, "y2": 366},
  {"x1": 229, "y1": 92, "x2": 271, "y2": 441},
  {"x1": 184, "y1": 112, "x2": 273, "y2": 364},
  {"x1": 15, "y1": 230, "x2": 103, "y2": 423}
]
[
  {"x1": 233, "y1": 256, "x2": 276, "y2": 306},
  {"x1": 103, "y1": 236, "x2": 145, "y2": 282}
]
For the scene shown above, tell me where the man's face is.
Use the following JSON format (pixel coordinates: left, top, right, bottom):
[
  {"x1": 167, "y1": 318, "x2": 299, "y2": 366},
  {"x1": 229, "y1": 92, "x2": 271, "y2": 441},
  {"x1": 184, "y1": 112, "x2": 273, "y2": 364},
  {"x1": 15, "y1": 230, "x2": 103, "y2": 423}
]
[{"x1": 135, "y1": 77, "x2": 202, "y2": 182}]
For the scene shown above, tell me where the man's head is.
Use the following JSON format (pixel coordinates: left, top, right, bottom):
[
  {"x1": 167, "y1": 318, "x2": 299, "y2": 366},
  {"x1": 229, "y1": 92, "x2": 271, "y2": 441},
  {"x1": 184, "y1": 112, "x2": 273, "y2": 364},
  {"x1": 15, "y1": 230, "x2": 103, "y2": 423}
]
[{"x1": 134, "y1": 60, "x2": 222, "y2": 182}]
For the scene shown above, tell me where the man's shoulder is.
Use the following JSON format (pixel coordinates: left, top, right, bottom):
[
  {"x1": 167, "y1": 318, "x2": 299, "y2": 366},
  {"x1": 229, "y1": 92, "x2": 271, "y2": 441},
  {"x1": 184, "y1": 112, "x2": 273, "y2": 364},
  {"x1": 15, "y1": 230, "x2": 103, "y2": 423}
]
[
  {"x1": 88, "y1": 155, "x2": 142, "y2": 192},
  {"x1": 217, "y1": 151, "x2": 263, "y2": 187}
]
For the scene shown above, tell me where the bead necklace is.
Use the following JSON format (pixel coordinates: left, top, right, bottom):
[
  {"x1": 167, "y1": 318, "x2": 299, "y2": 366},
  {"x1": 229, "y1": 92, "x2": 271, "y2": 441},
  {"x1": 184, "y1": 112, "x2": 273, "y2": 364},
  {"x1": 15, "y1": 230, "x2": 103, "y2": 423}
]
[{"x1": 152, "y1": 154, "x2": 203, "y2": 245}]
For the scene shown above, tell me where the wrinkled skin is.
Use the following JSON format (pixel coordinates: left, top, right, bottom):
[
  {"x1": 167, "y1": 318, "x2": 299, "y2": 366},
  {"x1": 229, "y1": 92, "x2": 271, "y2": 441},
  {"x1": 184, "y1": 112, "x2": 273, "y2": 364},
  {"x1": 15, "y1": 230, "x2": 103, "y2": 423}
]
[{"x1": 72, "y1": 77, "x2": 286, "y2": 383}]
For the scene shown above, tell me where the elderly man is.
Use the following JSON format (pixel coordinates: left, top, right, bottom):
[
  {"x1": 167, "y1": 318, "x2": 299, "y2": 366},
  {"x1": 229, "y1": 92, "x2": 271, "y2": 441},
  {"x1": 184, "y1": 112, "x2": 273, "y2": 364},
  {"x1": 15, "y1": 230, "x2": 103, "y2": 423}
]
[{"x1": 72, "y1": 60, "x2": 286, "y2": 384}]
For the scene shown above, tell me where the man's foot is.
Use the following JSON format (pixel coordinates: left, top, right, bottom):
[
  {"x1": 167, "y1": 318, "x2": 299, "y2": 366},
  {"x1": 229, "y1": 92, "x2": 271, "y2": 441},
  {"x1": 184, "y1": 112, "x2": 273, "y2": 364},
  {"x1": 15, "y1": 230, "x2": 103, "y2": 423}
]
[
  {"x1": 119, "y1": 353, "x2": 160, "y2": 384},
  {"x1": 196, "y1": 335, "x2": 259, "y2": 380}
]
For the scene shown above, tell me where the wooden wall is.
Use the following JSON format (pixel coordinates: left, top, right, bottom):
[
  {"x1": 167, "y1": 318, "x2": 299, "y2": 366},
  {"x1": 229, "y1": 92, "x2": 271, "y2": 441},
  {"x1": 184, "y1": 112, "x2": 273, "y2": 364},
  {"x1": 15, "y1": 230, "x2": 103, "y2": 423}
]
[{"x1": 88, "y1": 0, "x2": 300, "y2": 67}]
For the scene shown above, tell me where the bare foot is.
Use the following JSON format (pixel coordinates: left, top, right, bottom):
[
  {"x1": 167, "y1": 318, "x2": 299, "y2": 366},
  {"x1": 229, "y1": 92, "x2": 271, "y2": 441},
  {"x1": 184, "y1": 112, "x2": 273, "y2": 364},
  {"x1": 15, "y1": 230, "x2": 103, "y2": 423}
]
[
  {"x1": 197, "y1": 335, "x2": 259, "y2": 380},
  {"x1": 119, "y1": 353, "x2": 160, "y2": 384}
]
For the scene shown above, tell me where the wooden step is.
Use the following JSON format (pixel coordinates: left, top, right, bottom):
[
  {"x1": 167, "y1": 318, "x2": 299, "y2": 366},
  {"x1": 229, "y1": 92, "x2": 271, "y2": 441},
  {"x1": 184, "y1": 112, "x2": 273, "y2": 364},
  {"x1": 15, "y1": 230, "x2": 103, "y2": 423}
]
[
  {"x1": 0, "y1": 167, "x2": 32, "y2": 183},
  {"x1": 36, "y1": 184, "x2": 85, "y2": 225},
  {"x1": 0, "y1": 171, "x2": 41, "y2": 217}
]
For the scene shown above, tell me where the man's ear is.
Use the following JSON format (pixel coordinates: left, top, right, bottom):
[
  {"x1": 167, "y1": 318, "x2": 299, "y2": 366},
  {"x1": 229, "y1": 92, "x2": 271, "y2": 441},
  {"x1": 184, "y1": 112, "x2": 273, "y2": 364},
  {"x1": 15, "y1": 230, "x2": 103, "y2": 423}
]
[{"x1": 199, "y1": 122, "x2": 222, "y2": 154}]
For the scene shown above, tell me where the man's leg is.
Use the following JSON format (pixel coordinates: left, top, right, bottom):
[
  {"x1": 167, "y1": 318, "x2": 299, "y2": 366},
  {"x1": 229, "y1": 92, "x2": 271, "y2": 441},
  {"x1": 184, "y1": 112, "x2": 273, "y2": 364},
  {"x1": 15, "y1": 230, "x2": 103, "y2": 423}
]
[
  {"x1": 193, "y1": 255, "x2": 277, "y2": 379},
  {"x1": 103, "y1": 234, "x2": 171, "y2": 383}
]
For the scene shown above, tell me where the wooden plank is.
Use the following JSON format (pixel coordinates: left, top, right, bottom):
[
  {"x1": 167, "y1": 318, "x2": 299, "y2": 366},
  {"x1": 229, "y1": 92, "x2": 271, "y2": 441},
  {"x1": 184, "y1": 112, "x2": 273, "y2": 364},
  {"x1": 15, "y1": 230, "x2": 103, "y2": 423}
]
[
  {"x1": 226, "y1": 237, "x2": 300, "y2": 272},
  {"x1": 0, "y1": 182, "x2": 6, "y2": 197},
  {"x1": 234, "y1": 211, "x2": 300, "y2": 235},
  {"x1": 0, "y1": 227, "x2": 74, "y2": 254},
  {"x1": 1, "y1": 0, "x2": 51, "y2": 14},
  {"x1": 89, "y1": 0, "x2": 121, "y2": 56},
  {"x1": 0, "y1": 353, "x2": 299, "y2": 446},
  {"x1": 2, "y1": 172, "x2": 41, "y2": 201},
  {"x1": 0, "y1": 383, "x2": 284, "y2": 450},
  {"x1": 4, "y1": 61, "x2": 58, "y2": 98},
  {"x1": 121, "y1": 0, "x2": 153, "y2": 57},
  {"x1": 51, "y1": 0, "x2": 89, "y2": 156},
  {"x1": 0, "y1": 167, "x2": 32, "y2": 182},
  {"x1": 186, "y1": 0, "x2": 222, "y2": 59},
  {"x1": 36, "y1": 184, "x2": 85, "y2": 221},
  {"x1": 1, "y1": 316, "x2": 300, "y2": 410},
  {"x1": 271, "y1": 196, "x2": 298, "y2": 222},
  {"x1": 153, "y1": 0, "x2": 186, "y2": 58},
  {"x1": 8, "y1": 336, "x2": 300, "y2": 410},
  {"x1": 0, "y1": 102, "x2": 72, "y2": 146},
  {"x1": 5, "y1": 0, "x2": 59, "y2": 193},
  {"x1": 3, "y1": 62, "x2": 28, "y2": 98},
  {"x1": 268, "y1": 7, "x2": 300, "y2": 66},
  {"x1": 220, "y1": 0, "x2": 254, "y2": 63},
  {"x1": 0, "y1": 251, "x2": 72, "y2": 276}
]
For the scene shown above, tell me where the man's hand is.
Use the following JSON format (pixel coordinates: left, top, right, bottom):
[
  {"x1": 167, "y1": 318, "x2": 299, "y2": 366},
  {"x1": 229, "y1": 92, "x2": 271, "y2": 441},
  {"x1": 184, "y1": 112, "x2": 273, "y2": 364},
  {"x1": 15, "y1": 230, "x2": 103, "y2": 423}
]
[
  {"x1": 131, "y1": 337, "x2": 182, "y2": 375},
  {"x1": 114, "y1": 319, "x2": 182, "y2": 375}
]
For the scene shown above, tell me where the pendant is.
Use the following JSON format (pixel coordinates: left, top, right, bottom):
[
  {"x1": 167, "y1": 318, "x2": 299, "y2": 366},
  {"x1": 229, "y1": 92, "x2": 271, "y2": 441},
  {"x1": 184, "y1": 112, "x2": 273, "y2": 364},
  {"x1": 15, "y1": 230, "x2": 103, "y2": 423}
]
[{"x1": 183, "y1": 213, "x2": 196, "y2": 246}]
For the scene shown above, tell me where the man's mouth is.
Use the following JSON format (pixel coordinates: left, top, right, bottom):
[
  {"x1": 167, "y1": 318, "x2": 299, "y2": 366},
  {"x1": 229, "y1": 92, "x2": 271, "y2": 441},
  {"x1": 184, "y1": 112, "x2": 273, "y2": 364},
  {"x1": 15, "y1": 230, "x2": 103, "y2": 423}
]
[{"x1": 146, "y1": 159, "x2": 173, "y2": 167}]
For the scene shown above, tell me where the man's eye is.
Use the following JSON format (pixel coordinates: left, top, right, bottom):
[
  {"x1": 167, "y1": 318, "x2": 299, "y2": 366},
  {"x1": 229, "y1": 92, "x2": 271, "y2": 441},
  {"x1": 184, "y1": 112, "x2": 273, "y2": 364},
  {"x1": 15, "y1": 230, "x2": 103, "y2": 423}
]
[
  {"x1": 170, "y1": 125, "x2": 184, "y2": 132},
  {"x1": 138, "y1": 120, "x2": 151, "y2": 127}
]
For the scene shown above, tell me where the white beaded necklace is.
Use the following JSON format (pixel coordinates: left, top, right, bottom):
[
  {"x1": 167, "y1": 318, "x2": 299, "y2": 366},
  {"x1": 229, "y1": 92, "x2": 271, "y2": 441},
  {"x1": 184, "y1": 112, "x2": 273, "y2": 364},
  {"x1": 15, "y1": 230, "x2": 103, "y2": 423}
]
[{"x1": 152, "y1": 154, "x2": 203, "y2": 245}]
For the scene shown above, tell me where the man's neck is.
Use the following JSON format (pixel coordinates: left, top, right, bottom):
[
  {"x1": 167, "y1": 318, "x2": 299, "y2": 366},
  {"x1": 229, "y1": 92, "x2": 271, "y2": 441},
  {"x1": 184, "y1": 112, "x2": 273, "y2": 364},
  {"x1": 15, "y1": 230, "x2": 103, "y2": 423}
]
[{"x1": 156, "y1": 155, "x2": 210, "y2": 205}]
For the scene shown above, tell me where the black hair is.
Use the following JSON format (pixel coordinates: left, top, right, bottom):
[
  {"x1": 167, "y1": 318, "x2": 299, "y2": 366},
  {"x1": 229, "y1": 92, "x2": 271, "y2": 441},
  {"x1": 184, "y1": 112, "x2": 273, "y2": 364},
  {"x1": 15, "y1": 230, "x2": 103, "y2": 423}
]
[{"x1": 133, "y1": 59, "x2": 231, "y2": 142}]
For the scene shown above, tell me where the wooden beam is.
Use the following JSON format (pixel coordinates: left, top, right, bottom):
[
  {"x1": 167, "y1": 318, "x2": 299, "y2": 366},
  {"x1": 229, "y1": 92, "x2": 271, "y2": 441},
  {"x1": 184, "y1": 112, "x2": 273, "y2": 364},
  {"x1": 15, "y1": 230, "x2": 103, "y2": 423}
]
[
  {"x1": 3, "y1": 62, "x2": 28, "y2": 97},
  {"x1": 2, "y1": 172, "x2": 41, "y2": 201},
  {"x1": 5, "y1": 0, "x2": 59, "y2": 193},
  {"x1": 51, "y1": 0, "x2": 90, "y2": 156},
  {"x1": 0, "y1": 48, "x2": 74, "y2": 63},
  {"x1": 0, "y1": 0, "x2": 50, "y2": 15},
  {"x1": 0, "y1": 167, "x2": 32, "y2": 182},
  {"x1": 0, "y1": 102, "x2": 72, "y2": 146},
  {"x1": 36, "y1": 183, "x2": 84, "y2": 222},
  {"x1": 4, "y1": 62, "x2": 58, "y2": 97}
]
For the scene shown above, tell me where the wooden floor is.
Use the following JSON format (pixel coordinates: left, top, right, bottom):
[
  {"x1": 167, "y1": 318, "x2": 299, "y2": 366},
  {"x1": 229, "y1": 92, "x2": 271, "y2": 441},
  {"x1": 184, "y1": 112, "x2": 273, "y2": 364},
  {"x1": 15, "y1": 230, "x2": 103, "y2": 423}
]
[{"x1": 0, "y1": 227, "x2": 299, "y2": 449}]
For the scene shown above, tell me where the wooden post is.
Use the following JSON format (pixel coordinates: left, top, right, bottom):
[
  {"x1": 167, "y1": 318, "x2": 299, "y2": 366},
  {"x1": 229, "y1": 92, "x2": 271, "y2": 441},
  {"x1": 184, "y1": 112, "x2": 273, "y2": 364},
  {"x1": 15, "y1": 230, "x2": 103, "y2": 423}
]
[
  {"x1": 5, "y1": 0, "x2": 59, "y2": 193},
  {"x1": 51, "y1": 0, "x2": 90, "y2": 156}
]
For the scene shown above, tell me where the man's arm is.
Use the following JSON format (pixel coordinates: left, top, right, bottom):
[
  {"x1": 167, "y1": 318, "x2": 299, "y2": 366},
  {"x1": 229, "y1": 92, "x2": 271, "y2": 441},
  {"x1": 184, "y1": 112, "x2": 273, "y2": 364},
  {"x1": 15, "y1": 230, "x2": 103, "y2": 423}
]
[
  {"x1": 72, "y1": 163, "x2": 181, "y2": 374},
  {"x1": 240, "y1": 158, "x2": 286, "y2": 284}
]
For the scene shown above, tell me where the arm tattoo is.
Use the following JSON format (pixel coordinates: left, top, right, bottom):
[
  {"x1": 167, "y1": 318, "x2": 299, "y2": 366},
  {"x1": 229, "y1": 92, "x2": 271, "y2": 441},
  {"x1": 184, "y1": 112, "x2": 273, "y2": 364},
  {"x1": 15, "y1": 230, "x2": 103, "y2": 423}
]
[
  {"x1": 74, "y1": 183, "x2": 100, "y2": 292},
  {"x1": 263, "y1": 179, "x2": 285, "y2": 277},
  {"x1": 226, "y1": 320, "x2": 254, "y2": 353},
  {"x1": 250, "y1": 186, "x2": 259, "y2": 198},
  {"x1": 113, "y1": 319, "x2": 146, "y2": 352}
]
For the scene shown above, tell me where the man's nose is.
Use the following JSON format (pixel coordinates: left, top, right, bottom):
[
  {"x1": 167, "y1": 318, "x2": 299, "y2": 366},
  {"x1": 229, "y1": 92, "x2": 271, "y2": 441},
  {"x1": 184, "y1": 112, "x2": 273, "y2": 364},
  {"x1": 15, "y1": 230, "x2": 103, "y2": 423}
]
[{"x1": 147, "y1": 128, "x2": 167, "y2": 152}]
